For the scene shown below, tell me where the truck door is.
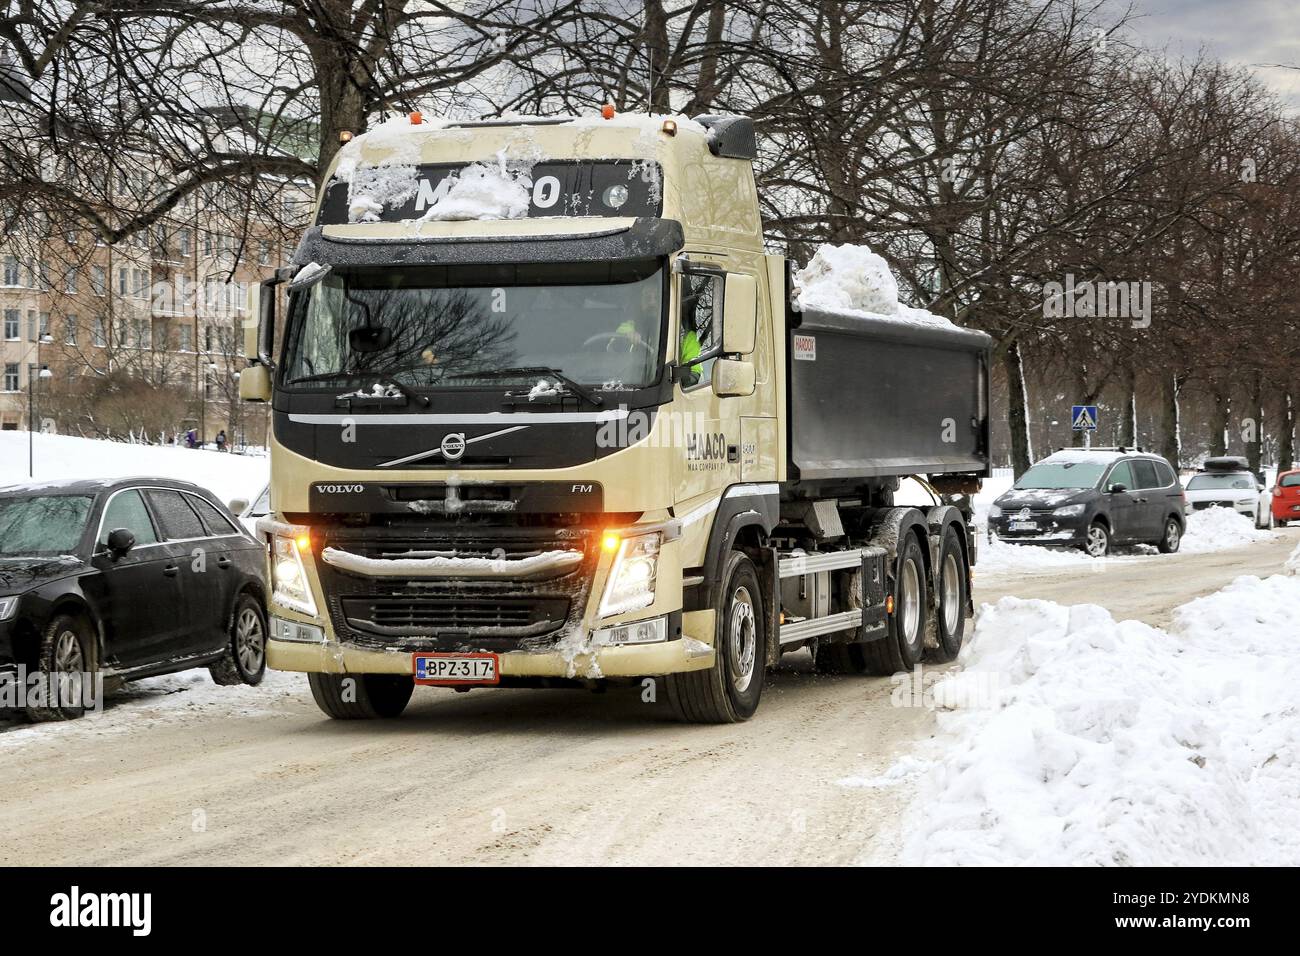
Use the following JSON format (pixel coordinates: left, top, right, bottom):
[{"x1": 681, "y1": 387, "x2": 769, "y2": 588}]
[{"x1": 671, "y1": 266, "x2": 743, "y2": 505}]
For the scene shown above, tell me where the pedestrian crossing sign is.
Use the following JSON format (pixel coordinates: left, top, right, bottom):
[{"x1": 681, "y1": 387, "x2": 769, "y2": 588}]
[{"x1": 1071, "y1": 404, "x2": 1098, "y2": 431}]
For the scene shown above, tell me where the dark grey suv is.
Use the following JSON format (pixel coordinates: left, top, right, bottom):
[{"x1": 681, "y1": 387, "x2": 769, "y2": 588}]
[{"x1": 988, "y1": 449, "x2": 1186, "y2": 557}]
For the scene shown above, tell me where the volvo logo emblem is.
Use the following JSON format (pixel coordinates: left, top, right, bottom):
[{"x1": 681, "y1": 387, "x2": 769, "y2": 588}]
[{"x1": 440, "y1": 433, "x2": 467, "y2": 461}]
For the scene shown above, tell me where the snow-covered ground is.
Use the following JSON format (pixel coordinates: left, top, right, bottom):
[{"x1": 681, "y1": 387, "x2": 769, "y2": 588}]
[
  {"x1": 856, "y1": 562, "x2": 1300, "y2": 865},
  {"x1": 0, "y1": 431, "x2": 268, "y2": 507}
]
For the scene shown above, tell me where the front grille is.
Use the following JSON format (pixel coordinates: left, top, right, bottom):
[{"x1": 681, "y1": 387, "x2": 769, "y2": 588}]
[
  {"x1": 340, "y1": 595, "x2": 569, "y2": 639},
  {"x1": 314, "y1": 526, "x2": 597, "y2": 653},
  {"x1": 1192, "y1": 500, "x2": 1235, "y2": 511}
]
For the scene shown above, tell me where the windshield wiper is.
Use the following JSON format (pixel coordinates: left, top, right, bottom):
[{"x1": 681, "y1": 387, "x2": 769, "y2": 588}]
[
  {"x1": 451, "y1": 367, "x2": 604, "y2": 407},
  {"x1": 288, "y1": 371, "x2": 431, "y2": 407}
]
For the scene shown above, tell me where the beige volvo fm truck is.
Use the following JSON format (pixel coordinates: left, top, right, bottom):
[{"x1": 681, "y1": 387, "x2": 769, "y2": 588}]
[{"x1": 240, "y1": 110, "x2": 990, "y2": 723}]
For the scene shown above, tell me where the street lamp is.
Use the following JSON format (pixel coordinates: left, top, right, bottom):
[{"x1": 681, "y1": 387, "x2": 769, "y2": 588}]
[
  {"x1": 27, "y1": 333, "x2": 54, "y2": 478},
  {"x1": 199, "y1": 358, "x2": 217, "y2": 446}
]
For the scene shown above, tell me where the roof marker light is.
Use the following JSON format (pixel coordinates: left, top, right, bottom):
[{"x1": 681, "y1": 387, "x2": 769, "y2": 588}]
[
  {"x1": 601, "y1": 103, "x2": 615, "y2": 120},
  {"x1": 338, "y1": 130, "x2": 353, "y2": 143},
  {"x1": 410, "y1": 111, "x2": 423, "y2": 125},
  {"x1": 661, "y1": 119, "x2": 677, "y2": 136}
]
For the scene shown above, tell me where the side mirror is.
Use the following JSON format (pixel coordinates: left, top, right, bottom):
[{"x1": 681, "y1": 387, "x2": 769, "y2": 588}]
[
  {"x1": 106, "y1": 528, "x2": 136, "y2": 557},
  {"x1": 721, "y1": 273, "x2": 757, "y2": 355},
  {"x1": 239, "y1": 364, "x2": 272, "y2": 403},
  {"x1": 1107, "y1": 482, "x2": 1127, "y2": 494},
  {"x1": 227, "y1": 498, "x2": 249, "y2": 516},
  {"x1": 256, "y1": 275, "x2": 283, "y2": 368},
  {"x1": 712, "y1": 358, "x2": 755, "y2": 397}
]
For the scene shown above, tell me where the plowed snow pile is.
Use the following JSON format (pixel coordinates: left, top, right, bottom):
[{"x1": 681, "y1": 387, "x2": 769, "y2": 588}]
[
  {"x1": 885, "y1": 572, "x2": 1300, "y2": 865},
  {"x1": 1180, "y1": 506, "x2": 1274, "y2": 552}
]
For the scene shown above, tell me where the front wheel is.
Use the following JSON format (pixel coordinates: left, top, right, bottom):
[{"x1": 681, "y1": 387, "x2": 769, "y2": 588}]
[
  {"x1": 25, "y1": 614, "x2": 96, "y2": 722},
  {"x1": 1083, "y1": 521, "x2": 1110, "y2": 558},
  {"x1": 1157, "y1": 516, "x2": 1182, "y2": 554},
  {"x1": 1257, "y1": 508, "x2": 1274, "y2": 530},
  {"x1": 308, "y1": 672, "x2": 414, "y2": 719},
  {"x1": 666, "y1": 551, "x2": 766, "y2": 723}
]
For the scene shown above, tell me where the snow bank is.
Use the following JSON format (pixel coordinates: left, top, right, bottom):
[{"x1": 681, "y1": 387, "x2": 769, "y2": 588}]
[
  {"x1": 1180, "y1": 506, "x2": 1274, "y2": 553},
  {"x1": 794, "y1": 244, "x2": 958, "y2": 330},
  {"x1": 1287, "y1": 541, "x2": 1300, "y2": 575},
  {"x1": 0, "y1": 432, "x2": 267, "y2": 507},
  {"x1": 891, "y1": 573, "x2": 1300, "y2": 865}
]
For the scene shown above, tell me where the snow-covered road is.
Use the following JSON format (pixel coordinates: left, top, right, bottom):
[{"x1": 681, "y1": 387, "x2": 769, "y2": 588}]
[{"x1": 2, "y1": 528, "x2": 1296, "y2": 866}]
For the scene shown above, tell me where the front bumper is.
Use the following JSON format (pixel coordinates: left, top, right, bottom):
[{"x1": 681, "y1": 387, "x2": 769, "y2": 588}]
[
  {"x1": 987, "y1": 513, "x2": 1087, "y2": 547},
  {"x1": 267, "y1": 609, "x2": 715, "y2": 679}
]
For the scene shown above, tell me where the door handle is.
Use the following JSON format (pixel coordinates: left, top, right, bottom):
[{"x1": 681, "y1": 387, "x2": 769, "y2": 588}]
[
  {"x1": 217, "y1": 557, "x2": 233, "y2": 569},
  {"x1": 163, "y1": 565, "x2": 179, "y2": 577}
]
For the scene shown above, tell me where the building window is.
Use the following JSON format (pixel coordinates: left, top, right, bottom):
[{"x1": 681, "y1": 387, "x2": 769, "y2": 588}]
[
  {"x1": 258, "y1": 240, "x2": 271, "y2": 266},
  {"x1": 178, "y1": 323, "x2": 193, "y2": 352},
  {"x1": 179, "y1": 228, "x2": 191, "y2": 256},
  {"x1": 132, "y1": 268, "x2": 148, "y2": 298},
  {"x1": 26, "y1": 310, "x2": 36, "y2": 340},
  {"x1": 3, "y1": 309, "x2": 18, "y2": 340},
  {"x1": 36, "y1": 260, "x2": 50, "y2": 290},
  {"x1": 134, "y1": 318, "x2": 151, "y2": 349},
  {"x1": 64, "y1": 268, "x2": 77, "y2": 294},
  {"x1": 3, "y1": 363, "x2": 17, "y2": 392},
  {"x1": 92, "y1": 266, "x2": 106, "y2": 295},
  {"x1": 118, "y1": 267, "x2": 128, "y2": 295},
  {"x1": 65, "y1": 314, "x2": 77, "y2": 345},
  {"x1": 203, "y1": 231, "x2": 213, "y2": 257},
  {"x1": 2, "y1": 255, "x2": 19, "y2": 286},
  {"x1": 92, "y1": 317, "x2": 107, "y2": 347},
  {"x1": 39, "y1": 313, "x2": 49, "y2": 340}
]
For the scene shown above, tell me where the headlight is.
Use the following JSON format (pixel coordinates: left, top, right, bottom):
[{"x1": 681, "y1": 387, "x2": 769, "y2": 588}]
[
  {"x1": 988, "y1": 505, "x2": 1002, "y2": 518},
  {"x1": 271, "y1": 534, "x2": 317, "y2": 617},
  {"x1": 0, "y1": 596, "x2": 18, "y2": 621},
  {"x1": 1053, "y1": 504, "x2": 1086, "y2": 517},
  {"x1": 600, "y1": 531, "x2": 662, "y2": 617}
]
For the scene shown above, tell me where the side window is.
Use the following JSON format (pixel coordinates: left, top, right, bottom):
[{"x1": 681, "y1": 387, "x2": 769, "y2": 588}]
[
  {"x1": 679, "y1": 272, "x2": 719, "y2": 389},
  {"x1": 1106, "y1": 461, "x2": 1136, "y2": 491},
  {"x1": 1132, "y1": 460, "x2": 1160, "y2": 489},
  {"x1": 145, "y1": 489, "x2": 206, "y2": 540},
  {"x1": 99, "y1": 489, "x2": 159, "y2": 546},
  {"x1": 1155, "y1": 462, "x2": 1177, "y2": 487},
  {"x1": 187, "y1": 495, "x2": 239, "y2": 536}
]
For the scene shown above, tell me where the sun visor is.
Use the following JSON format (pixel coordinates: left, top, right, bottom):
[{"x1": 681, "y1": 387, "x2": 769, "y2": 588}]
[{"x1": 290, "y1": 218, "x2": 685, "y2": 270}]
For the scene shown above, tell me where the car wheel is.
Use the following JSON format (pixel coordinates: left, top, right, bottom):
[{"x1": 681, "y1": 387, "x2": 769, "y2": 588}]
[
  {"x1": 1157, "y1": 516, "x2": 1182, "y2": 553},
  {"x1": 666, "y1": 550, "x2": 766, "y2": 723},
  {"x1": 1258, "y1": 508, "x2": 1274, "y2": 530},
  {"x1": 1083, "y1": 521, "x2": 1110, "y2": 558},
  {"x1": 209, "y1": 593, "x2": 267, "y2": 686},
  {"x1": 308, "y1": 672, "x2": 414, "y2": 719},
  {"x1": 25, "y1": 613, "x2": 97, "y2": 722}
]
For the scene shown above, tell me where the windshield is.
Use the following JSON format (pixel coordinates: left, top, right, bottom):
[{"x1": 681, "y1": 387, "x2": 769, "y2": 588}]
[
  {"x1": 0, "y1": 495, "x2": 93, "y2": 555},
  {"x1": 1014, "y1": 460, "x2": 1107, "y2": 490},
  {"x1": 282, "y1": 260, "x2": 664, "y2": 391},
  {"x1": 1187, "y1": 474, "x2": 1256, "y2": 491}
]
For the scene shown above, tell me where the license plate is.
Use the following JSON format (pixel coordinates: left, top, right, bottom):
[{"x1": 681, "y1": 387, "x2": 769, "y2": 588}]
[
  {"x1": 412, "y1": 653, "x2": 500, "y2": 685},
  {"x1": 1008, "y1": 520, "x2": 1038, "y2": 532}
]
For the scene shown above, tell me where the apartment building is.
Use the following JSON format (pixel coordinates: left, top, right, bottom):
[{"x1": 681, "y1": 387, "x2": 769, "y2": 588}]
[{"x1": 0, "y1": 173, "x2": 309, "y2": 443}]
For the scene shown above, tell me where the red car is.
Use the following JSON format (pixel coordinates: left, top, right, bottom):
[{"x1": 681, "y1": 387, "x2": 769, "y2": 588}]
[{"x1": 1272, "y1": 469, "x2": 1300, "y2": 526}]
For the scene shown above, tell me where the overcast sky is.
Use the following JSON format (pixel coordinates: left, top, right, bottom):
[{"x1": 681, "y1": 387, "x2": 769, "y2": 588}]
[{"x1": 1126, "y1": 0, "x2": 1300, "y2": 109}]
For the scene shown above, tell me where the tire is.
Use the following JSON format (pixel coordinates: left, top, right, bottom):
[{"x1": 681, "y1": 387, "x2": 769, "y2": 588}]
[
  {"x1": 1156, "y1": 516, "x2": 1182, "y2": 553},
  {"x1": 861, "y1": 532, "x2": 929, "y2": 675},
  {"x1": 666, "y1": 551, "x2": 765, "y2": 723},
  {"x1": 1279, "y1": 519, "x2": 1290, "y2": 528},
  {"x1": 926, "y1": 526, "x2": 968, "y2": 663},
  {"x1": 1257, "y1": 508, "x2": 1274, "y2": 531},
  {"x1": 25, "y1": 613, "x2": 96, "y2": 722},
  {"x1": 209, "y1": 593, "x2": 268, "y2": 686},
  {"x1": 1083, "y1": 520, "x2": 1110, "y2": 558},
  {"x1": 308, "y1": 672, "x2": 414, "y2": 719}
]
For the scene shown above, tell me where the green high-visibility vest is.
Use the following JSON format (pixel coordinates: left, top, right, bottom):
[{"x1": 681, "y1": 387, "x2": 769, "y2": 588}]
[{"x1": 681, "y1": 329, "x2": 702, "y2": 373}]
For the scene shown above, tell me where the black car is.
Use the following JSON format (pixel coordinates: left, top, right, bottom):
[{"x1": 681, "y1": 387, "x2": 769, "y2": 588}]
[
  {"x1": 0, "y1": 478, "x2": 268, "y2": 721},
  {"x1": 987, "y1": 449, "x2": 1186, "y2": 557}
]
